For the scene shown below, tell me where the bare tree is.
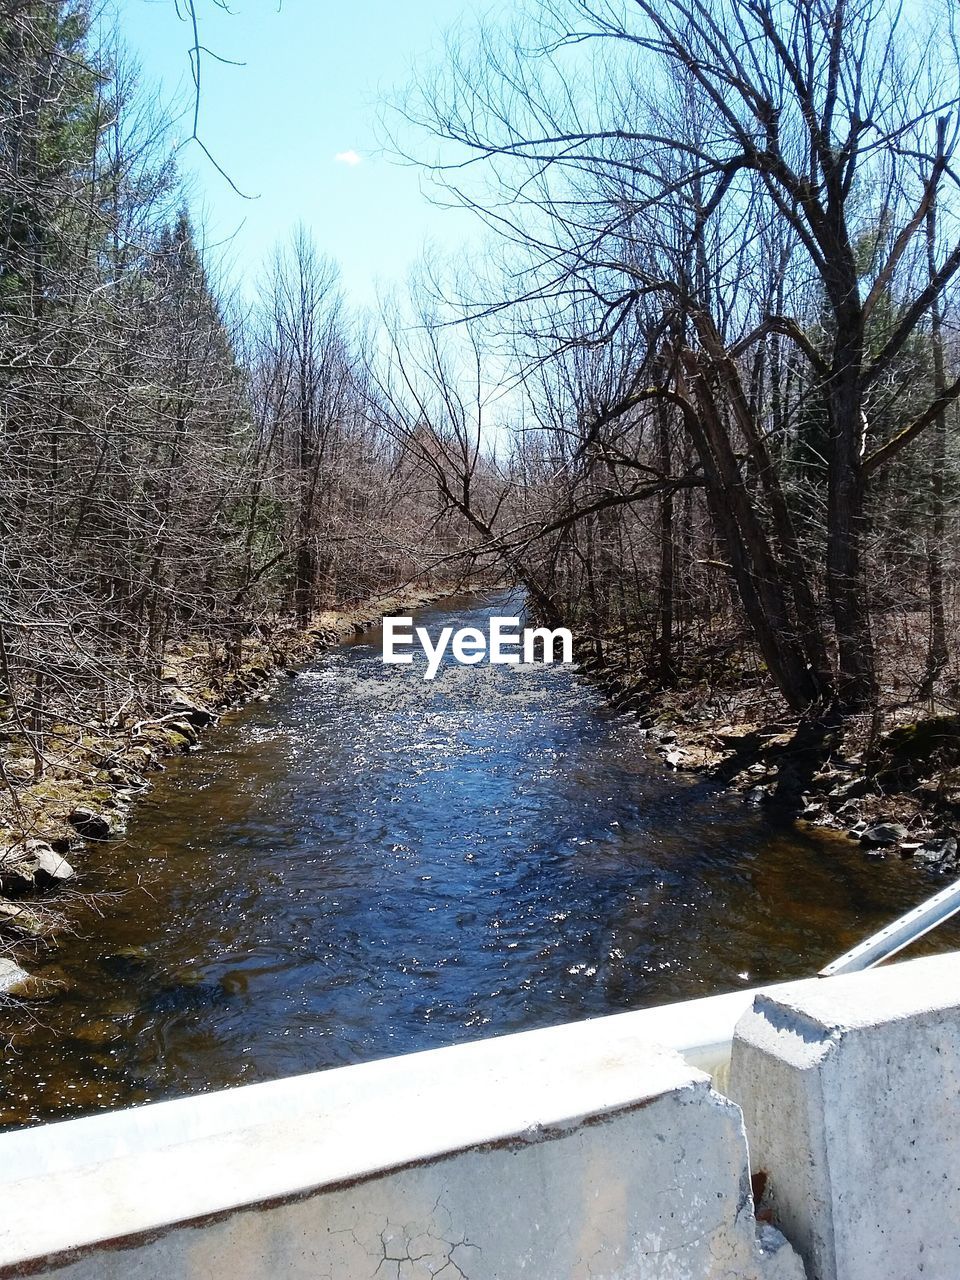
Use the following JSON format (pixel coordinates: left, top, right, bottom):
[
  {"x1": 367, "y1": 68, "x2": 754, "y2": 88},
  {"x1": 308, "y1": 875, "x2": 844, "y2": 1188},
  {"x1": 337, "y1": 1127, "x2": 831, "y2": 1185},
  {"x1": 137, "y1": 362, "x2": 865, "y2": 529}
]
[{"x1": 400, "y1": 0, "x2": 960, "y2": 714}]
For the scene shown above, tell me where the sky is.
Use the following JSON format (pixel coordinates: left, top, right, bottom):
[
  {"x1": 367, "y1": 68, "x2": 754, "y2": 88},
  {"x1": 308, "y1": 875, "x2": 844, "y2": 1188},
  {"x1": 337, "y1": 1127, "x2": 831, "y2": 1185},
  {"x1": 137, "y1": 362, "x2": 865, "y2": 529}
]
[{"x1": 109, "y1": 0, "x2": 497, "y2": 309}]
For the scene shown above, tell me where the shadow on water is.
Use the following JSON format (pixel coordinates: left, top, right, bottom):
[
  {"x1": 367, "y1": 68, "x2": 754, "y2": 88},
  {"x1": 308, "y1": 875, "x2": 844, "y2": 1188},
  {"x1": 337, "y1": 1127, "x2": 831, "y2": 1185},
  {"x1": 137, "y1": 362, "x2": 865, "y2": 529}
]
[{"x1": 3, "y1": 589, "x2": 957, "y2": 1127}]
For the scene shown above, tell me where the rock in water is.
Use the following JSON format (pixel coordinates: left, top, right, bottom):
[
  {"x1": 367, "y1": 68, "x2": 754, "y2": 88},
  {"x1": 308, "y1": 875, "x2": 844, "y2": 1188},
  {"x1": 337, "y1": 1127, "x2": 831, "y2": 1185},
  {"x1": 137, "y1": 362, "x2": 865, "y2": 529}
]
[
  {"x1": 0, "y1": 900, "x2": 46, "y2": 936},
  {"x1": 0, "y1": 956, "x2": 30, "y2": 994},
  {"x1": 860, "y1": 822, "x2": 908, "y2": 847}
]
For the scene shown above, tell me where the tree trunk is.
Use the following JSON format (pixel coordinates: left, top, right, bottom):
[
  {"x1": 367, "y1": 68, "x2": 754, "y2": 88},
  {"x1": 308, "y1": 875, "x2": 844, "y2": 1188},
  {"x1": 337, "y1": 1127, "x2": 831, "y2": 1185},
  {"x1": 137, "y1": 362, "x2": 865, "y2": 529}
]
[
  {"x1": 653, "y1": 400, "x2": 676, "y2": 685},
  {"x1": 923, "y1": 195, "x2": 949, "y2": 695},
  {"x1": 680, "y1": 360, "x2": 825, "y2": 712},
  {"x1": 825, "y1": 344, "x2": 876, "y2": 710}
]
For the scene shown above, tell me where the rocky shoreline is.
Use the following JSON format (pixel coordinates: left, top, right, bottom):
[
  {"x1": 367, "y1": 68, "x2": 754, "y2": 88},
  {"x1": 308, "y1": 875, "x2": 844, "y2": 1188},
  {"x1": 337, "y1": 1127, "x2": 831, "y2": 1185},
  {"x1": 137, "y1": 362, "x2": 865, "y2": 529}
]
[
  {"x1": 576, "y1": 637, "x2": 960, "y2": 879},
  {"x1": 0, "y1": 585, "x2": 458, "y2": 993}
]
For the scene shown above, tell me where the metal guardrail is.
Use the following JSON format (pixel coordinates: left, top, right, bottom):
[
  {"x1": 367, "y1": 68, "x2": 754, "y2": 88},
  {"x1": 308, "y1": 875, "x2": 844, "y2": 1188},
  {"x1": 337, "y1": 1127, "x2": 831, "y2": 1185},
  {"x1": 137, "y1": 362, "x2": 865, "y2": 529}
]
[{"x1": 819, "y1": 877, "x2": 960, "y2": 977}]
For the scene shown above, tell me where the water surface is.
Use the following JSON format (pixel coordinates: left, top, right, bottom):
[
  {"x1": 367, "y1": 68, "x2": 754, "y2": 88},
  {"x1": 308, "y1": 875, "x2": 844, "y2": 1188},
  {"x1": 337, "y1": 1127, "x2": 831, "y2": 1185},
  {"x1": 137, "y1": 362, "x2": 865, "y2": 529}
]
[{"x1": 2, "y1": 590, "x2": 952, "y2": 1127}]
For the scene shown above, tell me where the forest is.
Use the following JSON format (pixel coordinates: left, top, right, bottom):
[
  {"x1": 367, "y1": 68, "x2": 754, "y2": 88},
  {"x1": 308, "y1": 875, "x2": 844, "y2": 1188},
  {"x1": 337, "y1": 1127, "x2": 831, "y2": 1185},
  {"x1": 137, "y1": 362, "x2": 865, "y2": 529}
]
[{"x1": 4, "y1": 0, "x2": 960, "y2": 871}]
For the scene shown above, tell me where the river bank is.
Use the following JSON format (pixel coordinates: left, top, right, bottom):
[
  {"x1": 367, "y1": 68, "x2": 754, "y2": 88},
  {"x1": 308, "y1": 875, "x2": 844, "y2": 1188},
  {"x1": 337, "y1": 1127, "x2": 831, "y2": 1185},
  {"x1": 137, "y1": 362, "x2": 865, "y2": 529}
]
[
  {"x1": 5, "y1": 589, "x2": 950, "y2": 1128},
  {"x1": 7, "y1": 589, "x2": 956, "y2": 1001},
  {"x1": 0, "y1": 584, "x2": 462, "y2": 991},
  {"x1": 577, "y1": 628, "x2": 960, "y2": 877}
]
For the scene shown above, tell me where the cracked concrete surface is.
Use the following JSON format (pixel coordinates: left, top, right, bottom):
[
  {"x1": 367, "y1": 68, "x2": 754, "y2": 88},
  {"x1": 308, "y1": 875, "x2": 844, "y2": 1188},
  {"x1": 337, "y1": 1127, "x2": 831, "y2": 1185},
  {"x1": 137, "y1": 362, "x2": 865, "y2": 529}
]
[
  {"x1": 14, "y1": 956, "x2": 960, "y2": 1278},
  {"x1": 0, "y1": 993, "x2": 815, "y2": 1280},
  {"x1": 24, "y1": 1071, "x2": 803, "y2": 1279}
]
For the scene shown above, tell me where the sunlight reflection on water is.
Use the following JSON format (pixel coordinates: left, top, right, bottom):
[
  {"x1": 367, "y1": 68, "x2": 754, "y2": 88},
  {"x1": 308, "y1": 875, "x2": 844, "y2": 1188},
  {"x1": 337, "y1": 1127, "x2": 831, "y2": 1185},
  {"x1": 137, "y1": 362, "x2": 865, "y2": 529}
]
[{"x1": 3, "y1": 590, "x2": 956, "y2": 1128}]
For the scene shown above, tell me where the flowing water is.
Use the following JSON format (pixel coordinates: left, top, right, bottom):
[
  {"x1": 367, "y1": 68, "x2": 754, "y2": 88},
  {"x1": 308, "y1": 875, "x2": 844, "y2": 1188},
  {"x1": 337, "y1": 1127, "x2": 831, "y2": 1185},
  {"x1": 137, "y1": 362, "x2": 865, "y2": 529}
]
[{"x1": 2, "y1": 590, "x2": 954, "y2": 1128}]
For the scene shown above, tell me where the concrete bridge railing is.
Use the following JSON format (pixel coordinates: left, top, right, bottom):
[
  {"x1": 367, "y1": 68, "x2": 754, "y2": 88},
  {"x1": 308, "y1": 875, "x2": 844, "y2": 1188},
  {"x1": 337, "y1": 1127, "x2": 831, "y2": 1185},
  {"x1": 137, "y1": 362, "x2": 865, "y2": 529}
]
[{"x1": 2, "y1": 951, "x2": 959, "y2": 1279}]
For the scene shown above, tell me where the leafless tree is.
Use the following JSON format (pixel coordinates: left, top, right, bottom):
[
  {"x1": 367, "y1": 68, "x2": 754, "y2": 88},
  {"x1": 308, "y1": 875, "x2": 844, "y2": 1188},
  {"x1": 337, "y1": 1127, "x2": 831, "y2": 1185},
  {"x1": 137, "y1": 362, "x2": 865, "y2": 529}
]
[{"x1": 399, "y1": 0, "x2": 960, "y2": 715}]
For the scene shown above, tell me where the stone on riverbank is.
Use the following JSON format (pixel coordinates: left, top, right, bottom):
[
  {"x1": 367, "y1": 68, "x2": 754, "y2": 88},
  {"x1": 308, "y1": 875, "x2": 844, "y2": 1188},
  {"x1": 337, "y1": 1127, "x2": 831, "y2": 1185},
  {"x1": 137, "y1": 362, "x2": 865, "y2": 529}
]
[
  {"x1": 67, "y1": 808, "x2": 118, "y2": 841},
  {"x1": 166, "y1": 719, "x2": 200, "y2": 745},
  {"x1": 162, "y1": 688, "x2": 217, "y2": 728},
  {"x1": 0, "y1": 841, "x2": 74, "y2": 894},
  {"x1": 859, "y1": 822, "x2": 908, "y2": 847}
]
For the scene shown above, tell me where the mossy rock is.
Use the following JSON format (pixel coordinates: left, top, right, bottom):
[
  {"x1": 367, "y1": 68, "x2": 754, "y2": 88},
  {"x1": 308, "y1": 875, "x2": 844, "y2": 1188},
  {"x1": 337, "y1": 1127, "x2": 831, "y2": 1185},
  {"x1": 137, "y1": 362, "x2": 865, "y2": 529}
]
[
  {"x1": 84, "y1": 786, "x2": 117, "y2": 805},
  {"x1": 166, "y1": 719, "x2": 199, "y2": 744},
  {"x1": 879, "y1": 715, "x2": 960, "y2": 784},
  {"x1": 883, "y1": 714, "x2": 960, "y2": 753},
  {"x1": 27, "y1": 778, "x2": 80, "y2": 804}
]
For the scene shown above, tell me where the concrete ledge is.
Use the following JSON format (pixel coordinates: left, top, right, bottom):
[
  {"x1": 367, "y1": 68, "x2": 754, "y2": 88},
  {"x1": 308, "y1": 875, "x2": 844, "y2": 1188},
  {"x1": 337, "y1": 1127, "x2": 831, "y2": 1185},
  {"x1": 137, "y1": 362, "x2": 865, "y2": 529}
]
[
  {"x1": 0, "y1": 998, "x2": 801, "y2": 1280},
  {"x1": 10, "y1": 950, "x2": 960, "y2": 1278},
  {"x1": 729, "y1": 951, "x2": 960, "y2": 1280}
]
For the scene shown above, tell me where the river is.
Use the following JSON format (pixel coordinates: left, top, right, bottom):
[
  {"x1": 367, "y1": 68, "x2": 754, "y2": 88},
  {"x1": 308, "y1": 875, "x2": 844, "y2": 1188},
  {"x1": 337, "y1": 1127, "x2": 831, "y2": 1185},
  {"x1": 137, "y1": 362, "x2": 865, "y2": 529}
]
[{"x1": 1, "y1": 590, "x2": 952, "y2": 1127}]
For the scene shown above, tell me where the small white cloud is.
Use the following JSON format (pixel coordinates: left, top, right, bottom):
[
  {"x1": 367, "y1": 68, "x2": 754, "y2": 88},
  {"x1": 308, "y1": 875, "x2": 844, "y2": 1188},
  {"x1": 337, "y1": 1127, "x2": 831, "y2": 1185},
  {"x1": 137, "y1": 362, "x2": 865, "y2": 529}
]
[{"x1": 334, "y1": 150, "x2": 362, "y2": 167}]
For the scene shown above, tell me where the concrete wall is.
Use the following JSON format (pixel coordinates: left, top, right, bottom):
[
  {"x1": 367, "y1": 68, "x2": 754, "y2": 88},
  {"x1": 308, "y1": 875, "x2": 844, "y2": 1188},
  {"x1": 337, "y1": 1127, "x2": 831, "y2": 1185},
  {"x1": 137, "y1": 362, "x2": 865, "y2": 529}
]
[
  {"x1": 729, "y1": 951, "x2": 960, "y2": 1280},
  {"x1": 6, "y1": 952, "x2": 960, "y2": 1280},
  {"x1": 0, "y1": 1001, "x2": 800, "y2": 1280}
]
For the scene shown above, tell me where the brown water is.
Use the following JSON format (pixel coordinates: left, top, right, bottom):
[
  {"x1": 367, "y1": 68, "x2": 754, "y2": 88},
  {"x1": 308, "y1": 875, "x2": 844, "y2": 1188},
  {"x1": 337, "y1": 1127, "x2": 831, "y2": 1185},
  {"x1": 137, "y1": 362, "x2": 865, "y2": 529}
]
[{"x1": 2, "y1": 590, "x2": 954, "y2": 1128}]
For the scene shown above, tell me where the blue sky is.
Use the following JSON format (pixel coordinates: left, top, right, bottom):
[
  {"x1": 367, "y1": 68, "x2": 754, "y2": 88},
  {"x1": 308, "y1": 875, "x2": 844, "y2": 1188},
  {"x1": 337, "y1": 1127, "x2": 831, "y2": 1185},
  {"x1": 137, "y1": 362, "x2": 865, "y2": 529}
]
[{"x1": 110, "y1": 0, "x2": 494, "y2": 308}]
